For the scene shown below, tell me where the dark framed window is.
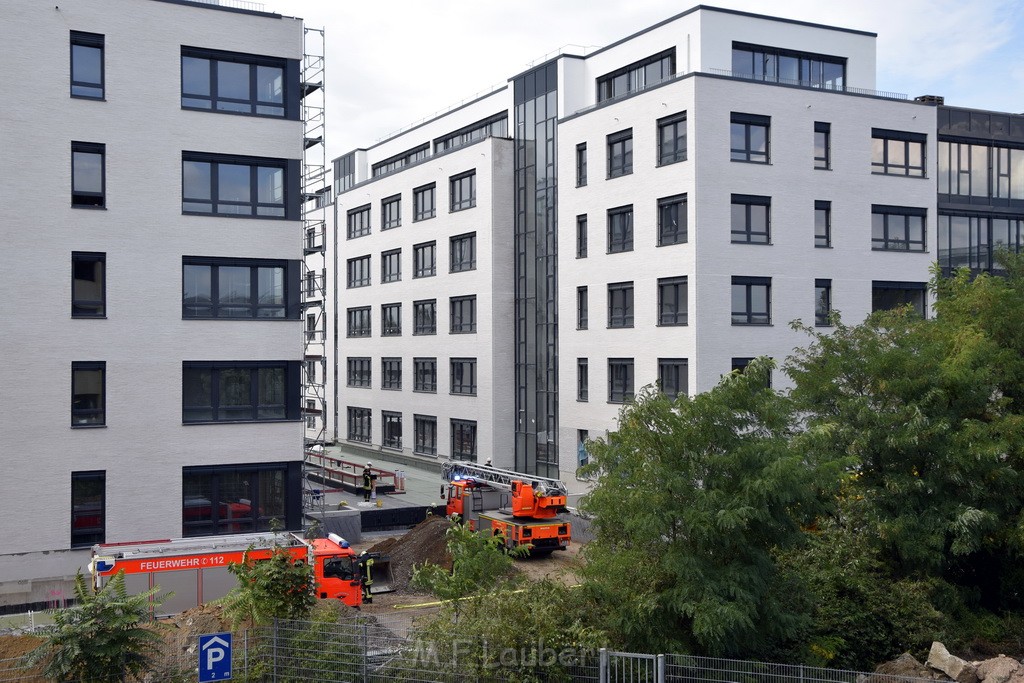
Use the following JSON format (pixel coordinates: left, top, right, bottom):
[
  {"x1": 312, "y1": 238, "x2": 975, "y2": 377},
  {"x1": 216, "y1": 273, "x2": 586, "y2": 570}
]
[
  {"x1": 872, "y1": 205, "x2": 927, "y2": 251},
  {"x1": 347, "y1": 407, "x2": 371, "y2": 443},
  {"x1": 578, "y1": 430, "x2": 590, "y2": 467},
  {"x1": 731, "y1": 194, "x2": 771, "y2": 244},
  {"x1": 414, "y1": 241, "x2": 436, "y2": 278},
  {"x1": 658, "y1": 194, "x2": 687, "y2": 246},
  {"x1": 608, "y1": 205, "x2": 634, "y2": 253},
  {"x1": 182, "y1": 151, "x2": 296, "y2": 219},
  {"x1": 450, "y1": 358, "x2": 477, "y2": 395},
  {"x1": 938, "y1": 214, "x2": 1024, "y2": 273},
  {"x1": 414, "y1": 358, "x2": 437, "y2": 393},
  {"x1": 658, "y1": 358, "x2": 688, "y2": 399},
  {"x1": 450, "y1": 232, "x2": 476, "y2": 272},
  {"x1": 72, "y1": 361, "x2": 105, "y2": 427},
  {"x1": 305, "y1": 399, "x2": 317, "y2": 429},
  {"x1": 433, "y1": 112, "x2": 507, "y2": 153},
  {"x1": 182, "y1": 462, "x2": 299, "y2": 537},
  {"x1": 732, "y1": 357, "x2": 772, "y2": 389},
  {"x1": 451, "y1": 419, "x2": 478, "y2": 461},
  {"x1": 597, "y1": 48, "x2": 675, "y2": 102},
  {"x1": 607, "y1": 129, "x2": 633, "y2": 178},
  {"x1": 732, "y1": 43, "x2": 845, "y2": 90},
  {"x1": 657, "y1": 112, "x2": 687, "y2": 165},
  {"x1": 382, "y1": 194, "x2": 402, "y2": 229},
  {"x1": 305, "y1": 360, "x2": 316, "y2": 385},
  {"x1": 414, "y1": 415, "x2": 437, "y2": 455},
  {"x1": 70, "y1": 31, "x2": 104, "y2": 99},
  {"x1": 732, "y1": 276, "x2": 772, "y2": 325},
  {"x1": 815, "y1": 279, "x2": 833, "y2": 327},
  {"x1": 347, "y1": 357, "x2": 371, "y2": 388},
  {"x1": 383, "y1": 411, "x2": 402, "y2": 450},
  {"x1": 372, "y1": 144, "x2": 429, "y2": 177},
  {"x1": 731, "y1": 113, "x2": 770, "y2": 163},
  {"x1": 347, "y1": 204, "x2": 371, "y2": 239},
  {"x1": 346, "y1": 306, "x2": 371, "y2": 337},
  {"x1": 577, "y1": 358, "x2": 589, "y2": 401},
  {"x1": 306, "y1": 313, "x2": 319, "y2": 342},
  {"x1": 608, "y1": 358, "x2": 634, "y2": 404},
  {"x1": 182, "y1": 361, "x2": 299, "y2": 423},
  {"x1": 71, "y1": 471, "x2": 105, "y2": 547},
  {"x1": 413, "y1": 299, "x2": 436, "y2": 335},
  {"x1": 382, "y1": 357, "x2": 402, "y2": 390},
  {"x1": 181, "y1": 47, "x2": 293, "y2": 118},
  {"x1": 576, "y1": 143, "x2": 588, "y2": 187},
  {"x1": 381, "y1": 303, "x2": 401, "y2": 336},
  {"x1": 72, "y1": 252, "x2": 106, "y2": 318},
  {"x1": 182, "y1": 256, "x2": 297, "y2": 319},
  {"x1": 872, "y1": 129, "x2": 926, "y2": 177},
  {"x1": 607, "y1": 281, "x2": 634, "y2": 328},
  {"x1": 577, "y1": 286, "x2": 588, "y2": 330},
  {"x1": 381, "y1": 249, "x2": 401, "y2": 283},
  {"x1": 347, "y1": 255, "x2": 371, "y2": 288},
  {"x1": 576, "y1": 215, "x2": 588, "y2": 258},
  {"x1": 450, "y1": 171, "x2": 476, "y2": 212},
  {"x1": 872, "y1": 281, "x2": 927, "y2": 318},
  {"x1": 814, "y1": 122, "x2": 831, "y2": 169},
  {"x1": 450, "y1": 295, "x2": 477, "y2": 334},
  {"x1": 72, "y1": 141, "x2": 105, "y2": 208},
  {"x1": 658, "y1": 276, "x2": 688, "y2": 326},
  {"x1": 815, "y1": 200, "x2": 832, "y2": 248},
  {"x1": 414, "y1": 183, "x2": 436, "y2": 221}
]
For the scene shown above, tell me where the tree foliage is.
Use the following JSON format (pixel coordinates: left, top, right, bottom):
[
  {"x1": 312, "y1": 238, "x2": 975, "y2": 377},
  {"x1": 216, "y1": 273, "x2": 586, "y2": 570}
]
[
  {"x1": 220, "y1": 543, "x2": 316, "y2": 627},
  {"x1": 28, "y1": 571, "x2": 163, "y2": 683}
]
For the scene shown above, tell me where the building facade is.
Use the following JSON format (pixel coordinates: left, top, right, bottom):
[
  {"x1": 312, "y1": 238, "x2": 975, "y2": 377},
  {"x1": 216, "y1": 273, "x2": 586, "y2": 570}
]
[{"x1": 0, "y1": 0, "x2": 309, "y2": 609}]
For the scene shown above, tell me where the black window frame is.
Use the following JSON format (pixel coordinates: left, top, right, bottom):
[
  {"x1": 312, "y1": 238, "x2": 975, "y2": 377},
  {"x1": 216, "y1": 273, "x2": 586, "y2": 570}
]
[
  {"x1": 347, "y1": 255, "x2": 371, "y2": 288},
  {"x1": 180, "y1": 46, "x2": 296, "y2": 119},
  {"x1": 71, "y1": 470, "x2": 105, "y2": 548},
  {"x1": 658, "y1": 358, "x2": 688, "y2": 399},
  {"x1": 450, "y1": 358, "x2": 477, "y2": 396},
  {"x1": 576, "y1": 215, "x2": 588, "y2": 258},
  {"x1": 732, "y1": 276, "x2": 772, "y2": 325},
  {"x1": 730, "y1": 113, "x2": 770, "y2": 164},
  {"x1": 182, "y1": 462, "x2": 299, "y2": 537},
  {"x1": 414, "y1": 183, "x2": 436, "y2": 221},
  {"x1": 872, "y1": 129, "x2": 927, "y2": 178},
  {"x1": 413, "y1": 358, "x2": 437, "y2": 393},
  {"x1": 451, "y1": 419, "x2": 478, "y2": 461},
  {"x1": 413, "y1": 241, "x2": 437, "y2": 278},
  {"x1": 181, "y1": 151, "x2": 298, "y2": 220},
  {"x1": 731, "y1": 194, "x2": 771, "y2": 244},
  {"x1": 872, "y1": 280, "x2": 927, "y2": 318},
  {"x1": 657, "y1": 276, "x2": 688, "y2": 326},
  {"x1": 71, "y1": 141, "x2": 106, "y2": 209},
  {"x1": 608, "y1": 358, "x2": 635, "y2": 404},
  {"x1": 449, "y1": 295, "x2": 477, "y2": 334},
  {"x1": 182, "y1": 256, "x2": 299, "y2": 320},
  {"x1": 872, "y1": 205, "x2": 927, "y2": 252},
  {"x1": 381, "y1": 302, "x2": 402, "y2": 337},
  {"x1": 346, "y1": 306, "x2": 371, "y2": 338},
  {"x1": 607, "y1": 205, "x2": 634, "y2": 253},
  {"x1": 382, "y1": 411, "x2": 403, "y2": 450},
  {"x1": 450, "y1": 232, "x2": 477, "y2": 273},
  {"x1": 346, "y1": 357, "x2": 371, "y2": 388},
  {"x1": 449, "y1": 171, "x2": 476, "y2": 212},
  {"x1": 815, "y1": 200, "x2": 832, "y2": 248},
  {"x1": 72, "y1": 251, "x2": 106, "y2": 318},
  {"x1": 607, "y1": 281, "x2": 634, "y2": 329},
  {"x1": 181, "y1": 360, "x2": 300, "y2": 424},
  {"x1": 607, "y1": 128, "x2": 634, "y2": 178},
  {"x1": 72, "y1": 361, "x2": 105, "y2": 427},
  {"x1": 381, "y1": 248, "x2": 401, "y2": 283},
  {"x1": 577, "y1": 358, "x2": 589, "y2": 402},
  {"x1": 577, "y1": 286, "x2": 588, "y2": 330},
  {"x1": 731, "y1": 42, "x2": 846, "y2": 91},
  {"x1": 731, "y1": 357, "x2": 772, "y2": 389},
  {"x1": 414, "y1": 415, "x2": 438, "y2": 455},
  {"x1": 815, "y1": 278, "x2": 833, "y2": 327},
  {"x1": 814, "y1": 121, "x2": 831, "y2": 170},
  {"x1": 658, "y1": 194, "x2": 687, "y2": 246},
  {"x1": 347, "y1": 204, "x2": 371, "y2": 239},
  {"x1": 657, "y1": 112, "x2": 687, "y2": 166},
  {"x1": 597, "y1": 48, "x2": 675, "y2": 102},
  {"x1": 70, "y1": 31, "x2": 104, "y2": 100},
  {"x1": 347, "y1": 406, "x2": 372, "y2": 443},
  {"x1": 382, "y1": 357, "x2": 402, "y2": 390},
  {"x1": 381, "y1": 194, "x2": 402, "y2": 230},
  {"x1": 576, "y1": 143, "x2": 588, "y2": 187},
  {"x1": 413, "y1": 299, "x2": 437, "y2": 335},
  {"x1": 372, "y1": 144, "x2": 429, "y2": 178}
]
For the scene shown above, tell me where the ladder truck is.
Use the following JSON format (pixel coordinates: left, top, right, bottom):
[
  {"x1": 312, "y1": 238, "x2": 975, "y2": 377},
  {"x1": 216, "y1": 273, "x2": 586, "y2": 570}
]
[{"x1": 441, "y1": 460, "x2": 571, "y2": 554}]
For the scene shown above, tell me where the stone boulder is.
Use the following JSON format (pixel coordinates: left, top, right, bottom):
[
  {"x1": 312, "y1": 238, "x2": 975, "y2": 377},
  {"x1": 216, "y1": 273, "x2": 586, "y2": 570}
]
[
  {"x1": 868, "y1": 652, "x2": 946, "y2": 681},
  {"x1": 976, "y1": 656, "x2": 1021, "y2": 683},
  {"x1": 928, "y1": 642, "x2": 979, "y2": 683}
]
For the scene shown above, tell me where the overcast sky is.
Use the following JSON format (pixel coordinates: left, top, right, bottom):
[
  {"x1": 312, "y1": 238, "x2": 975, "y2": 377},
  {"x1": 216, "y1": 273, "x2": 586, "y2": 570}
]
[{"x1": 274, "y1": 0, "x2": 1024, "y2": 161}]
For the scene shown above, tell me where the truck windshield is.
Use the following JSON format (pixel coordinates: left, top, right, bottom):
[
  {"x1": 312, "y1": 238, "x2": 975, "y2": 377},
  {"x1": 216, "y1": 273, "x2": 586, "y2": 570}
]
[{"x1": 323, "y1": 557, "x2": 355, "y2": 580}]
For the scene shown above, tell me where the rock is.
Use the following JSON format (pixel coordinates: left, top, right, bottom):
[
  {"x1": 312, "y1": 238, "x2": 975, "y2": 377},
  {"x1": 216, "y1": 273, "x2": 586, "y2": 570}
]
[
  {"x1": 929, "y1": 642, "x2": 980, "y2": 683},
  {"x1": 871, "y1": 652, "x2": 939, "y2": 681},
  {"x1": 977, "y1": 656, "x2": 1020, "y2": 683}
]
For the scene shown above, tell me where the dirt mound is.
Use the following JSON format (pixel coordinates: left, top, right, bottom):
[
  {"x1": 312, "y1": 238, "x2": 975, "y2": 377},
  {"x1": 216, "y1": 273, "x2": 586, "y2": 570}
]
[{"x1": 369, "y1": 515, "x2": 452, "y2": 592}]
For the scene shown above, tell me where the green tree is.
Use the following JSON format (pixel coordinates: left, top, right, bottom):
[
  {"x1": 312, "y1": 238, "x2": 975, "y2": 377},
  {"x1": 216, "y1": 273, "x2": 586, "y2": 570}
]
[
  {"x1": 579, "y1": 360, "x2": 825, "y2": 656},
  {"x1": 28, "y1": 571, "x2": 163, "y2": 683},
  {"x1": 220, "y1": 543, "x2": 316, "y2": 627}
]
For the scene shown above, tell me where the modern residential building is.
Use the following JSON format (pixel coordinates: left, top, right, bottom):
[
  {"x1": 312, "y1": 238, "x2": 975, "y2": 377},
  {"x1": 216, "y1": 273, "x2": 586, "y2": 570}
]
[
  {"x1": 0, "y1": 0, "x2": 317, "y2": 610},
  {"x1": 316, "y1": 5, "x2": 967, "y2": 485}
]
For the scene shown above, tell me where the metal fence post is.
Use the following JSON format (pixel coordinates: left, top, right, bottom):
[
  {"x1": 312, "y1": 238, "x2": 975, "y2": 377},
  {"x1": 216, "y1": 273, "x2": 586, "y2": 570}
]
[
  {"x1": 657, "y1": 654, "x2": 665, "y2": 683},
  {"x1": 243, "y1": 629, "x2": 248, "y2": 678},
  {"x1": 362, "y1": 621, "x2": 369, "y2": 683},
  {"x1": 272, "y1": 618, "x2": 279, "y2": 683},
  {"x1": 599, "y1": 647, "x2": 608, "y2": 683}
]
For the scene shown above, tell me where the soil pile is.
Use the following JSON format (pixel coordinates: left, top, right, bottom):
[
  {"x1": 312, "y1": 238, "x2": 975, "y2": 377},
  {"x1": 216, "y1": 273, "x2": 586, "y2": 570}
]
[{"x1": 369, "y1": 515, "x2": 452, "y2": 592}]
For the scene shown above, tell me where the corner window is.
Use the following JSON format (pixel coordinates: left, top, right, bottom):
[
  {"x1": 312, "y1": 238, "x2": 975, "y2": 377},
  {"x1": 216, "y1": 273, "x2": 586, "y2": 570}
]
[
  {"x1": 182, "y1": 361, "x2": 299, "y2": 423},
  {"x1": 608, "y1": 205, "x2": 634, "y2": 253},
  {"x1": 347, "y1": 255, "x2": 371, "y2": 288},
  {"x1": 347, "y1": 407, "x2": 371, "y2": 443},
  {"x1": 658, "y1": 358, "x2": 688, "y2": 399},
  {"x1": 381, "y1": 303, "x2": 402, "y2": 336},
  {"x1": 182, "y1": 152, "x2": 295, "y2": 219},
  {"x1": 607, "y1": 281, "x2": 634, "y2": 328},
  {"x1": 815, "y1": 279, "x2": 833, "y2": 326},
  {"x1": 872, "y1": 281, "x2": 927, "y2": 318},
  {"x1": 658, "y1": 194, "x2": 687, "y2": 246},
  {"x1": 381, "y1": 249, "x2": 401, "y2": 283},
  {"x1": 576, "y1": 143, "x2": 588, "y2": 187},
  {"x1": 182, "y1": 257, "x2": 296, "y2": 319},
  {"x1": 872, "y1": 129, "x2": 926, "y2": 177},
  {"x1": 383, "y1": 412, "x2": 403, "y2": 450},
  {"x1": 72, "y1": 252, "x2": 106, "y2": 318},
  {"x1": 382, "y1": 194, "x2": 402, "y2": 229},
  {"x1": 597, "y1": 49, "x2": 675, "y2": 102},
  {"x1": 72, "y1": 142, "x2": 105, "y2": 208},
  {"x1": 872, "y1": 205, "x2": 927, "y2": 251},
  {"x1": 414, "y1": 183, "x2": 436, "y2": 221},
  {"x1": 346, "y1": 306, "x2": 371, "y2": 337},
  {"x1": 413, "y1": 299, "x2": 437, "y2": 335},
  {"x1": 182, "y1": 462, "x2": 298, "y2": 537},
  {"x1": 577, "y1": 286, "x2": 588, "y2": 330},
  {"x1": 731, "y1": 195, "x2": 771, "y2": 244},
  {"x1": 450, "y1": 358, "x2": 477, "y2": 396},
  {"x1": 72, "y1": 361, "x2": 105, "y2": 427},
  {"x1": 450, "y1": 233, "x2": 476, "y2": 273},
  {"x1": 181, "y1": 47, "x2": 291, "y2": 118},
  {"x1": 449, "y1": 296, "x2": 477, "y2": 334},
  {"x1": 71, "y1": 471, "x2": 105, "y2": 548},
  {"x1": 657, "y1": 276, "x2": 688, "y2": 326},
  {"x1": 608, "y1": 358, "x2": 634, "y2": 404},
  {"x1": 814, "y1": 122, "x2": 831, "y2": 170},
  {"x1": 414, "y1": 241, "x2": 436, "y2": 278},
  {"x1": 382, "y1": 358, "x2": 402, "y2": 390},
  {"x1": 607, "y1": 129, "x2": 633, "y2": 178},
  {"x1": 449, "y1": 171, "x2": 476, "y2": 212},
  {"x1": 414, "y1": 415, "x2": 438, "y2": 455},
  {"x1": 451, "y1": 419, "x2": 478, "y2": 461},
  {"x1": 657, "y1": 112, "x2": 687, "y2": 166},
  {"x1": 347, "y1": 357, "x2": 371, "y2": 388},
  {"x1": 70, "y1": 32, "x2": 104, "y2": 99},
  {"x1": 937, "y1": 214, "x2": 1024, "y2": 273},
  {"x1": 347, "y1": 205, "x2": 371, "y2": 239},
  {"x1": 732, "y1": 276, "x2": 771, "y2": 325},
  {"x1": 731, "y1": 113, "x2": 770, "y2": 164},
  {"x1": 414, "y1": 358, "x2": 437, "y2": 393},
  {"x1": 577, "y1": 358, "x2": 589, "y2": 401},
  {"x1": 576, "y1": 215, "x2": 588, "y2": 258},
  {"x1": 815, "y1": 201, "x2": 832, "y2": 248}
]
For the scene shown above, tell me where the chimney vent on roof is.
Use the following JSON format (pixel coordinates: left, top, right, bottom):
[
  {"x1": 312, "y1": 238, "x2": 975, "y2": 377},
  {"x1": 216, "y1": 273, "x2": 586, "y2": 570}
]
[{"x1": 914, "y1": 95, "x2": 945, "y2": 105}]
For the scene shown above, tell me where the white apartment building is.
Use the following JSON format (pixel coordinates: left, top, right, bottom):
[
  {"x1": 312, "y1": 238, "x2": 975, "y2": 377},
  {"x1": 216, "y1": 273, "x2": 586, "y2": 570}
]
[
  {"x1": 318, "y1": 6, "x2": 940, "y2": 486},
  {"x1": 0, "y1": 0, "x2": 311, "y2": 610}
]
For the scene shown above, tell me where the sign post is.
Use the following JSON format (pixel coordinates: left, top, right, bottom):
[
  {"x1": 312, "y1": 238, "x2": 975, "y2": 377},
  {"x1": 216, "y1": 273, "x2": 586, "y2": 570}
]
[{"x1": 198, "y1": 632, "x2": 232, "y2": 681}]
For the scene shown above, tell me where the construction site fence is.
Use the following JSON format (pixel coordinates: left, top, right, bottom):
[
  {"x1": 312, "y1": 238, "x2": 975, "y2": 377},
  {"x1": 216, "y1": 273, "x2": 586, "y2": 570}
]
[{"x1": 0, "y1": 607, "x2": 943, "y2": 683}]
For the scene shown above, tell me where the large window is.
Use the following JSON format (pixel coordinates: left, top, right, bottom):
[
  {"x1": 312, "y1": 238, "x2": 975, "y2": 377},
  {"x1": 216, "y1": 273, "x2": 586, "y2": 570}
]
[
  {"x1": 70, "y1": 31, "x2": 104, "y2": 99},
  {"x1": 732, "y1": 276, "x2": 771, "y2": 325},
  {"x1": 872, "y1": 129, "x2": 926, "y2": 177},
  {"x1": 450, "y1": 233, "x2": 476, "y2": 272},
  {"x1": 815, "y1": 200, "x2": 832, "y2": 248},
  {"x1": 938, "y1": 141, "x2": 1024, "y2": 200},
  {"x1": 72, "y1": 252, "x2": 105, "y2": 318},
  {"x1": 72, "y1": 361, "x2": 105, "y2": 427},
  {"x1": 731, "y1": 43, "x2": 845, "y2": 90},
  {"x1": 182, "y1": 257, "x2": 296, "y2": 319},
  {"x1": 451, "y1": 419, "x2": 478, "y2": 461},
  {"x1": 347, "y1": 357, "x2": 371, "y2": 388},
  {"x1": 658, "y1": 358, "x2": 688, "y2": 399},
  {"x1": 814, "y1": 122, "x2": 831, "y2": 169},
  {"x1": 577, "y1": 286, "x2": 588, "y2": 330},
  {"x1": 607, "y1": 129, "x2": 633, "y2": 178},
  {"x1": 938, "y1": 214, "x2": 1024, "y2": 273},
  {"x1": 182, "y1": 152, "x2": 295, "y2": 219},
  {"x1": 414, "y1": 358, "x2": 437, "y2": 393},
  {"x1": 182, "y1": 361, "x2": 299, "y2": 423},
  {"x1": 872, "y1": 205, "x2": 927, "y2": 251},
  {"x1": 72, "y1": 141, "x2": 105, "y2": 208},
  {"x1": 607, "y1": 281, "x2": 634, "y2": 328},
  {"x1": 414, "y1": 415, "x2": 437, "y2": 455},
  {"x1": 347, "y1": 407, "x2": 371, "y2": 443},
  {"x1": 450, "y1": 296, "x2": 477, "y2": 333},
  {"x1": 381, "y1": 194, "x2": 402, "y2": 229},
  {"x1": 608, "y1": 358, "x2": 634, "y2": 404},
  {"x1": 382, "y1": 358, "x2": 402, "y2": 390},
  {"x1": 450, "y1": 358, "x2": 477, "y2": 395},
  {"x1": 381, "y1": 303, "x2": 401, "y2": 336},
  {"x1": 731, "y1": 195, "x2": 771, "y2": 244},
  {"x1": 433, "y1": 112, "x2": 508, "y2": 153},
  {"x1": 658, "y1": 276, "x2": 688, "y2": 326},
  {"x1": 381, "y1": 249, "x2": 401, "y2": 283},
  {"x1": 413, "y1": 299, "x2": 436, "y2": 335},
  {"x1": 577, "y1": 358, "x2": 588, "y2": 401},
  {"x1": 181, "y1": 47, "x2": 292, "y2": 118},
  {"x1": 657, "y1": 112, "x2": 687, "y2": 165},
  {"x1": 730, "y1": 113, "x2": 770, "y2": 164},
  {"x1": 450, "y1": 171, "x2": 476, "y2": 212},
  {"x1": 347, "y1": 204, "x2": 371, "y2": 239},
  {"x1": 815, "y1": 279, "x2": 833, "y2": 326},
  {"x1": 382, "y1": 412, "x2": 402, "y2": 450},
  {"x1": 658, "y1": 194, "x2": 687, "y2": 246},
  {"x1": 182, "y1": 462, "x2": 298, "y2": 537},
  {"x1": 347, "y1": 255, "x2": 371, "y2": 288},
  {"x1": 414, "y1": 241, "x2": 436, "y2": 278},
  {"x1": 597, "y1": 48, "x2": 675, "y2": 102},
  {"x1": 372, "y1": 144, "x2": 429, "y2": 177},
  {"x1": 576, "y1": 143, "x2": 587, "y2": 187},
  {"x1": 608, "y1": 205, "x2": 634, "y2": 253},
  {"x1": 414, "y1": 183, "x2": 436, "y2": 221},
  {"x1": 71, "y1": 471, "x2": 105, "y2": 547},
  {"x1": 872, "y1": 281, "x2": 927, "y2": 318},
  {"x1": 346, "y1": 306, "x2": 371, "y2": 337},
  {"x1": 576, "y1": 215, "x2": 588, "y2": 258}
]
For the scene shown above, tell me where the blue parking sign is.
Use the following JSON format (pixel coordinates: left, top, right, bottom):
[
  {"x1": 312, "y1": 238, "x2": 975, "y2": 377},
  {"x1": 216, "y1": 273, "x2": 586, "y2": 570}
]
[{"x1": 198, "y1": 632, "x2": 232, "y2": 681}]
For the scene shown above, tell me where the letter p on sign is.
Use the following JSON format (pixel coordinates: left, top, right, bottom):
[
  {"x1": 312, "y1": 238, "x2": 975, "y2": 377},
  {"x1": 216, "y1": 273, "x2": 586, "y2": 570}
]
[{"x1": 199, "y1": 633, "x2": 232, "y2": 681}]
